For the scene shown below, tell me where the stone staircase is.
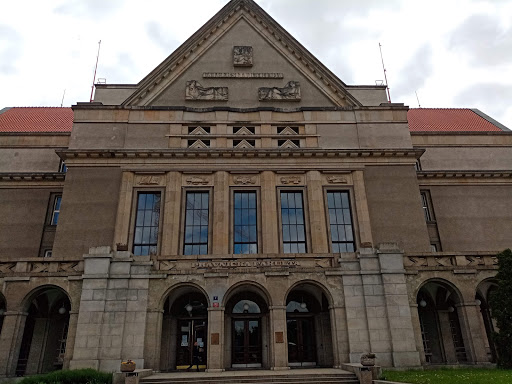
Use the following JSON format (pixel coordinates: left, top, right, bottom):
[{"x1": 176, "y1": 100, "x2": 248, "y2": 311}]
[{"x1": 140, "y1": 370, "x2": 359, "y2": 384}]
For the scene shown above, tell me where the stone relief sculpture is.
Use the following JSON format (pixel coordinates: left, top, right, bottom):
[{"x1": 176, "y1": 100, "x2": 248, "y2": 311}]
[
  {"x1": 258, "y1": 81, "x2": 301, "y2": 101},
  {"x1": 233, "y1": 176, "x2": 256, "y2": 185},
  {"x1": 186, "y1": 80, "x2": 228, "y2": 101},
  {"x1": 326, "y1": 176, "x2": 348, "y2": 184},
  {"x1": 280, "y1": 176, "x2": 302, "y2": 185},
  {"x1": 233, "y1": 46, "x2": 253, "y2": 67},
  {"x1": 186, "y1": 176, "x2": 210, "y2": 185}
]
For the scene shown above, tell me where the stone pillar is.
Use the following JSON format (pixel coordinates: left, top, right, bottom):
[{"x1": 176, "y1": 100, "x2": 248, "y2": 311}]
[
  {"x1": 457, "y1": 303, "x2": 489, "y2": 364},
  {"x1": 438, "y1": 311, "x2": 457, "y2": 363},
  {"x1": 25, "y1": 318, "x2": 49, "y2": 375},
  {"x1": 409, "y1": 304, "x2": 426, "y2": 365},
  {"x1": 0, "y1": 311, "x2": 27, "y2": 377},
  {"x1": 330, "y1": 306, "x2": 350, "y2": 367},
  {"x1": 207, "y1": 307, "x2": 224, "y2": 372},
  {"x1": 269, "y1": 306, "x2": 288, "y2": 370},
  {"x1": 305, "y1": 171, "x2": 329, "y2": 254},
  {"x1": 143, "y1": 309, "x2": 164, "y2": 371},
  {"x1": 377, "y1": 244, "x2": 421, "y2": 367},
  {"x1": 260, "y1": 171, "x2": 279, "y2": 254},
  {"x1": 341, "y1": 270, "x2": 371, "y2": 363},
  {"x1": 212, "y1": 171, "x2": 229, "y2": 255},
  {"x1": 63, "y1": 310, "x2": 79, "y2": 369},
  {"x1": 70, "y1": 246, "x2": 151, "y2": 372}
]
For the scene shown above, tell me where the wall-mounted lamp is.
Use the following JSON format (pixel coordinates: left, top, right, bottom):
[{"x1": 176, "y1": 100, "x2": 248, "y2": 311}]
[
  {"x1": 419, "y1": 299, "x2": 427, "y2": 308},
  {"x1": 475, "y1": 299, "x2": 482, "y2": 306},
  {"x1": 243, "y1": 303, "x2": 250, "y2": 312},
  {"x1": 58, "y1": 306, "x2": 67, "y2": 315},
  {"x1": 448, "y1": 306, "x2": 455, "y2": 313}
]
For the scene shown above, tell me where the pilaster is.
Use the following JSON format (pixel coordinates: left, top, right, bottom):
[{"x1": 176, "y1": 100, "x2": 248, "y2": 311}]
[
  {"x1": 269, "y1": 305, "x2": 289, "y2": 370},
  {"x1": 206, "y1": 307, "x2": 225, "y2": 372},
  {"x1": 306, "y1": 171, "x2": 329, "y2": 253},
  {"x1": 0, "y1": 311, "x2": 27, "y2": 377}
]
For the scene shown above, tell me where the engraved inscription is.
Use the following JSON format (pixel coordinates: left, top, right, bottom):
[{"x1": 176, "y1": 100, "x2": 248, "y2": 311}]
[
  {"x1": 193, "y1": 259, "x2": 300, "y2": 269},
  {"x1": 186, "y1": 176, "x2": 210, "y2": 185},
  {"x1": 234, "y1": 176, "x2": 256, "y2": 185},
  {"x1": 326, "y1": 176, "x2": 347, "y2": 184},
  {"x1": 186, "y1": 80, "x2": 228, "y2": 101},
  {"x1": 233, "y1": 46, "x2": 253, "y2": 67},
  {"x1": 203, "y1": 72, "x2": 284, "y2": 79},
  {"x1": 280, "y1": 176, "x2": 302, "y2": 185},
  {"x1": 259, "y1": 81, "x2": 301, "y2": 101}
]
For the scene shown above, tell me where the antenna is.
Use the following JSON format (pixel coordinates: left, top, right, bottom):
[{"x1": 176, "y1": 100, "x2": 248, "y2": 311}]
[
  {"x1": 415, "y1": 91, "x2": 422, "y2": 108},
  {"x1": 89, "y1": 40, "x2": 102, "y2": 102},
  {"x1": 379, "y1": 43, "x2": 392, "y2": 103},
  {"x1": 60, "y1": 89, "x2": 66, "y2": 107}
]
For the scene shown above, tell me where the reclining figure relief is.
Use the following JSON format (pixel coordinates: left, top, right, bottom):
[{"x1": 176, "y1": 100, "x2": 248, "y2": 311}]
[
  {"x1": 186, "y1": 80, "x2": 228, "y2": 101},
  {"x1": 258, "y1": 81, "x2": 301, "y2": 101}
]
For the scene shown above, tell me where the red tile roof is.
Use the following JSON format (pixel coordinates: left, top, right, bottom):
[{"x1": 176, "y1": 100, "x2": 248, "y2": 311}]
[
  {"x1": 0, "y1": 107, "x2": 73, "y2": 133},
  {"x1": 408, "y1": 108, "x2": 503, "y2": 132}
]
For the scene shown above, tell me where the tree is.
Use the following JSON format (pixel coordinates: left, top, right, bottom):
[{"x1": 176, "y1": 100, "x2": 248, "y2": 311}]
[{"x1": 489, "y1": 249, "x2": 512, "y2": 368}]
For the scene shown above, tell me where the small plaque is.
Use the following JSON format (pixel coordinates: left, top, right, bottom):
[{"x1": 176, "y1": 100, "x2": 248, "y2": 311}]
[
  {"x1": 275, "y1": 332, "x2": 284, "y2": 343},
  {"x1": 213, "y1": 296, "x2": 218, "y2": 300},
  {"x1": 211, "y1": 333, "x2": 220, "y2": 345},
  {"x1": 233, "y1": 46, "x2": 253, "y2": 67},
  {"x1": 213, "y1": 302, "x2": 220, "y2": 308}
]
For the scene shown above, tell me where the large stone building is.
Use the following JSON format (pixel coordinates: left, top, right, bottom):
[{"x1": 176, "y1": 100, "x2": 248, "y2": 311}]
[{"x1": 0, "y1": 0, "x2": 511, "y2": 378}]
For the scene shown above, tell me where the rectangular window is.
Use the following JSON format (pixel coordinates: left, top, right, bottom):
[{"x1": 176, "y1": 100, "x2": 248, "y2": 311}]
[
  {"x1": 280, "y1": 191, "x2": 307, "y2": 253},
  {"x1": 327, "y1": 191, "x2": 355, "y2": 253},
  {"x1": 51, "y1": 195, "x2": 62, "y2": 225},
  {"x1": 421, "y1": 191, "x2": 433, "y2": 222},
  {"x1": 133, "y1": 192, "x2": 161, "y2": 256},
  {"x1": 233, "y1": 191, "x2": 257, "y2": 254},
  {"x1": 184, "y1": 192, "x2": 209, "y2": 255}
]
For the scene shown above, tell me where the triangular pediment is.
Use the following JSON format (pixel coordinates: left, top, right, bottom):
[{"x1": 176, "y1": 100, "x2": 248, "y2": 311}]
[
  {"x1": 122, "y1": 0, "x2": 361, "y2": 108},
  {"x1": 189, "y1": 127, "x2": 210, "y2": 135},
  {"x1": 279, "y1": 140, "x2": 299, "y2": 149},
  {"x1": 189, "y1": 140, "x2": 209, "y2": 149},
  {"x1": 234, "y1": 139, "x2": 254, "y2": 149},
  {"x1": 279, "y1": 126, "x2": 299, "y2": 135},
  {"x1": 234, "y1": 126, "x2": 254, "y2": 135}
]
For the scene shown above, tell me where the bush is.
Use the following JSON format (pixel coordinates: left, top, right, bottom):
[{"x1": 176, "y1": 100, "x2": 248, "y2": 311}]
[
  {"x1": 489, "y1": 248, "x2": 512, "y2": 369},
  {"x1": 19, "y1": 369, "x2": 112, "y2": 384}
]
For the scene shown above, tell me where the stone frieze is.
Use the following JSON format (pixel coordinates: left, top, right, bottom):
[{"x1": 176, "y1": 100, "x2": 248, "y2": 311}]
[
  {"x1": 186, "y1": 80, "x2": 228, "y2": 101},
  {"x1": 259, "y1": 81, "x2": 301, "y2": 101}
]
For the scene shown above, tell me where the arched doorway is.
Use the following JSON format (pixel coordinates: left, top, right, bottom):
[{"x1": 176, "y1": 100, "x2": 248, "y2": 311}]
[
  {"x1": 476, "y1": 280, "x2": 498, "y2": 363},
  {"x1": 0, "y1": 294, "x2": 6, "y2": 336},
  {"x1": 225, "y1": 287, "x2": 270, "y2": 369},
  {"x1": 286, "y1": 284, "x2": 333, "y2": 367},
  {"x1": 417, "y1": 280, "x2": 467, "y2": 364},
  {"x1": 160, "y1": 286, "x2": 209, "y2": 371},
  {"x1": 15, "y1": 286, "x2": 71, "y2": 376}
]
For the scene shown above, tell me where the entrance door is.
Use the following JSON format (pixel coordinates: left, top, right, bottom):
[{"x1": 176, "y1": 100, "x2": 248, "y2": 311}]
[
  {"x1": 176, "y1": 319, "x2": 207, "y2": 369},
  {"x1": 232, "y1": 319, "x2": 262, "y2": 367},
  {"x1": 287, "y1": 317, "x2": 316, "y2": 366}
]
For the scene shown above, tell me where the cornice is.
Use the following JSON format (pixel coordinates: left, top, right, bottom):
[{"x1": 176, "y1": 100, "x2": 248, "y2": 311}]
[
  {"x1": 417, "y1": 170, "x2": 512, "y2": 179},
  {"x1": 0, "y1": 172, "x2": 66, "y2": 181},
  {"x1": 57, "y1": 148, "x2": 424, "y2": 160}
]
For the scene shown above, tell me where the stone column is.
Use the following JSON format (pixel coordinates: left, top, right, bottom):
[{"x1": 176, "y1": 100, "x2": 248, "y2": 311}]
[
  {"x1": 260, "y1": 171, "x2": 279, "y2": 254},
  {"x1": 207, "y1": 307, "x2": 224, "y2": 372},
  {"x1": 212, "y1": 171, "x2": 229, "y2": 255},
  {"x1": 70, "y1": 246, "x2": 151, "y2": 372},
  {"x1": 377, "y1": 244, "x2": 421, "y2": 367},
  {"x1": 63, "y1": 310, "x2": 79, "y2": 369},
  {"x1": 0, "y1": 311, "x2": 27, "y2": 377},
  {"x1": 269, "y1": 306, "x2": 288, "y2": 370},
  {"x1": 305, "y1": 171, "x2": 329, "y2": 254},
  {"x1": 457, "y1": 303, "x2": 489, "y2": 364},
  {"x1": 438, "y1": 311, "x2": 457, "y2": 363}
]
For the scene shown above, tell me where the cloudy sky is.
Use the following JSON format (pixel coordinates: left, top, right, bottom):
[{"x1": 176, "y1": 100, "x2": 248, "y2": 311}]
[{"x1": 1, "y1": 0, "x2": 511, "y2": 128}]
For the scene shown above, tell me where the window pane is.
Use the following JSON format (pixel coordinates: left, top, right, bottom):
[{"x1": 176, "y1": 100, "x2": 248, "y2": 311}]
[
  {"x1": 280, "y1": 192, "x2": 306, "y2": 254},
  {"x1": 327, "y1": 192, "x2": 355, "y2": 254},
  {"x1": 184, "y1": 192, "x2": 209, "y2": 255},
  {"x1": 233, "y1": 192, "x2": 258, "y2": 255},
  {"x1": 133, "y1": 193, "x2": 161, "y2": 255},
  {"x1": 54, "y1": 196, "x2": 62, "y2": 210}
]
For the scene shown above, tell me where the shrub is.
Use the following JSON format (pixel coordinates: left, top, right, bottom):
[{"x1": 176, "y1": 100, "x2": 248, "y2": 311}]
[
  {"x1": 489, "y1": 248, "x2": 512, "y2": 368},
  {"x1": 19, "y1": 369, "x2": 112, "y2": 384}
]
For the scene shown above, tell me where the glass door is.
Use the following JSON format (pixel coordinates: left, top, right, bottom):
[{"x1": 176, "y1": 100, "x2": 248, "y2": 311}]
[
  {"x1": 232, "y1": 319, "x2": 262, "y2": 367},
  {"x1": 176, "y1": 319, "x2": 207, "y2": 370},
  {"x1": 287, "y1": 317, "x2": 316, "y2": 366}
]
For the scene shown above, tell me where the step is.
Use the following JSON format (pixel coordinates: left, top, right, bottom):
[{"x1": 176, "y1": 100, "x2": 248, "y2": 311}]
[{"x1": 141, "y1": 373, "x2": 359, "y2": 384}]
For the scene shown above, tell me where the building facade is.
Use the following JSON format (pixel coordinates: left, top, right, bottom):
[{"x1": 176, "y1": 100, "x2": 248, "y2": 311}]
[{"x1": 0, "y1": 0, "x2": 511, "y2": 377}]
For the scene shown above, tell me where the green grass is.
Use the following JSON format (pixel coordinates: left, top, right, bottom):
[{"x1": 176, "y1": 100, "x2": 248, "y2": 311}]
[
  {"x1": 18, "y1": 369, "x2": 112, "y2": 384},
  {"x1": 381, "y1": 368, "x2": 512, "y2": 384}
]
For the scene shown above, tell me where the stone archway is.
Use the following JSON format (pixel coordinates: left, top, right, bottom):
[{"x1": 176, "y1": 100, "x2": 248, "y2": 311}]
[
  {"x1": 416, "y1": 280, "x2": 467, "y2": 364},
  {"x1": 160, "y1": 285, "x2": 209, "y2": 372},
  {"x1": 223, "y1": 284, "x2": 271, "y2": 369},
  {"x1": 16, "y1": 286, "x2": 71, "y2": 376},
  {"x1": 285, "y1": 282, "x2": 334, "y2": 368},
  {"x1": 476, "y1": 279, "x2": 498, "y2": 363}
]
